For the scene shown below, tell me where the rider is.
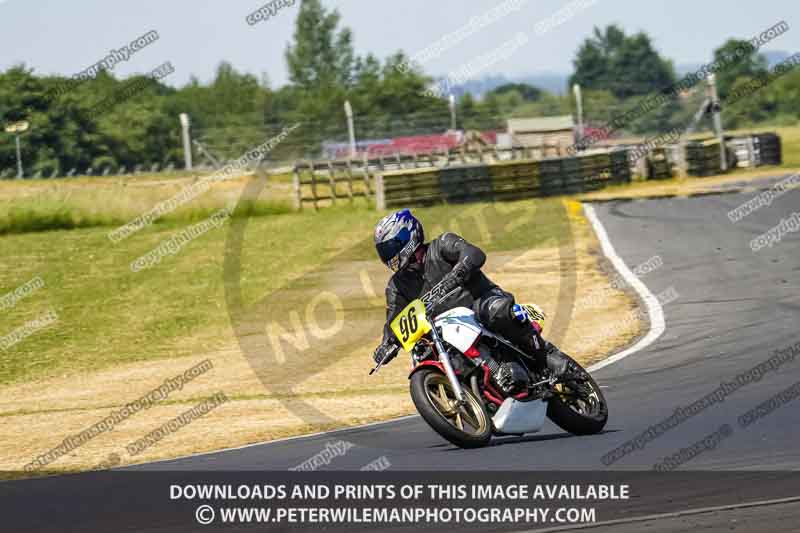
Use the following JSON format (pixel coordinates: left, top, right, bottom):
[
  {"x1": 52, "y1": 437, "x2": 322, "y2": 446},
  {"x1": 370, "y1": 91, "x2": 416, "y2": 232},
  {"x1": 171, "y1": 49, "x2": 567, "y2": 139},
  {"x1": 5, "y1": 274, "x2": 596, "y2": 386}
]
[{"x1": 372, "y1": 208, "x2": 567, "y2": 375}]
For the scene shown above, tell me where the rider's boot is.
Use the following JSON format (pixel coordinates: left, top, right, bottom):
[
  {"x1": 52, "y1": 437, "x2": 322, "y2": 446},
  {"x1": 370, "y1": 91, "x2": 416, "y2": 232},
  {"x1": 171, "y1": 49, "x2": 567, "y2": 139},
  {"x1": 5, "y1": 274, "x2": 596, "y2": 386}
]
[
  {"x1": 510, "y1": 304, "x2": 568, "y2": 378},
  {"x1": 507, "y1": 326, "x2": 567, "y2": 378},
  {"x1": 541, "y1": 341, "x2": 569, "y2": 378}
]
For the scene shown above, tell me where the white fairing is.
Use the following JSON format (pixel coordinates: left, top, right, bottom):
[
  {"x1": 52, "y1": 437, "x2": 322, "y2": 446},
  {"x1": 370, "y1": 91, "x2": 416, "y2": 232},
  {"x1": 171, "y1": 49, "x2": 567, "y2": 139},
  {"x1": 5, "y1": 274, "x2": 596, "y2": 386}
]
[
  {"x1": 492, "y1": 398, "x2": 548, "y2": 434},
  {"x1": 435, "y1": 307, "x2": 549, "y2": 435},
  {"x1": 434, "y1": 307, "x2": 481, "y2": 353}
]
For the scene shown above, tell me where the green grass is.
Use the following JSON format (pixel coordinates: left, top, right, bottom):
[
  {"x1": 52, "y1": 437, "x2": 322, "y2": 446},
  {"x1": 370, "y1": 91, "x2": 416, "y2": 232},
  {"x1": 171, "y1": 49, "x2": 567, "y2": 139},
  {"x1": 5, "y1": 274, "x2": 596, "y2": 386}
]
[
  {"x1": 0, "y1": 190, "x2": 572, "y2": 386},
  {"x1": 0, "y1": 187, "x2": 292, "y2": 236}
]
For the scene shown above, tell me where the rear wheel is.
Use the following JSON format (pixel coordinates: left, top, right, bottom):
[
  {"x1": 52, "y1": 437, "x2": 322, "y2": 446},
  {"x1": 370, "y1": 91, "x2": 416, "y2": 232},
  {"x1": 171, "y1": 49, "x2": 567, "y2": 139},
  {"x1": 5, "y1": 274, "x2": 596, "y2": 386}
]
[
  {"x1": 547, "y1": 354, "x2": 608, "y2": 435},
  {"x1": 410, "y1": 368, "x2": 492, "y2": 448}
]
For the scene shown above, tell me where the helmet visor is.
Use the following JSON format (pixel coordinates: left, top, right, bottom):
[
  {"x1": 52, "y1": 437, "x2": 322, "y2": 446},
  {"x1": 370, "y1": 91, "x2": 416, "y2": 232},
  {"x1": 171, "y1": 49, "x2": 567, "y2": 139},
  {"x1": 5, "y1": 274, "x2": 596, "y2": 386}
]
[{"x1": 376, "y1": 238, "x2": 406, "y2": 270}]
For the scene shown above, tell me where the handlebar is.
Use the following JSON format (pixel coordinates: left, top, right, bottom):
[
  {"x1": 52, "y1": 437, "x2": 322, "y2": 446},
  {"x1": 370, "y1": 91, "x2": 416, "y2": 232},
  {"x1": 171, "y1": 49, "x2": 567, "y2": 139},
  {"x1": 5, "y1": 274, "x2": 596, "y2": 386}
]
[
  {"x1": 369, "y1": 281, "x2": 460, "y2": 375},
  {"x1": 369, "y1": 344, "x2": 400, "y2": 375}
]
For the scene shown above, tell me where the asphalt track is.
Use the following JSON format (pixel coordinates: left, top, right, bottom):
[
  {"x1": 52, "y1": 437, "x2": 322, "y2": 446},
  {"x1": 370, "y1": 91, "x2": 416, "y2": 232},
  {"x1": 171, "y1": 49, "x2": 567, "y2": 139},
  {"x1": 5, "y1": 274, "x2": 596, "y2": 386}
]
[{"x1": 6, "y1": 174, "x2": 800, "y2": 532}]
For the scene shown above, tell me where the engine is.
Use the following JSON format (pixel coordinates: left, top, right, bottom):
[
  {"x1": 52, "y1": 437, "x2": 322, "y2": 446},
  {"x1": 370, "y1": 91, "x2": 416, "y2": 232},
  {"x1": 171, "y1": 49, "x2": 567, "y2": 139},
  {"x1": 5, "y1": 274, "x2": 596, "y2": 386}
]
[
  {"x1": 495, "y1": 361, "x2": 530, "y2": 394},
  {"x1": 481, "y1": 352, "x2": 530, "y2": 395}
]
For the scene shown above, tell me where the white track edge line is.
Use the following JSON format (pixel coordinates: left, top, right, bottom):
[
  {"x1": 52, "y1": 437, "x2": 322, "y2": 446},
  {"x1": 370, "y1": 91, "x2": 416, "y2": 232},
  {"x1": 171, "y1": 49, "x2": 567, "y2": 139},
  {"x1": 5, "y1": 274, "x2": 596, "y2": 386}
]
[
  {"x1": 515, "y1": 494, "x2": 800, "y2": 533},
  {"x1": 583, "y1": 203, "x2": 666, "y2": 373}
]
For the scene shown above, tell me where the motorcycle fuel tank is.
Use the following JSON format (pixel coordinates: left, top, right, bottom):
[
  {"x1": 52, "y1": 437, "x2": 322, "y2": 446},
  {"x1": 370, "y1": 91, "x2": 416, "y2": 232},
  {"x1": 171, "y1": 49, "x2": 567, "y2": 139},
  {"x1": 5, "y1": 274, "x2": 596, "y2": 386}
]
[
  {"x1": 434, "y1": 307, "x2": 482, "y2": 354},
  {"x1": 492, "y1": 398, "x2": 548, "y2": 434}
]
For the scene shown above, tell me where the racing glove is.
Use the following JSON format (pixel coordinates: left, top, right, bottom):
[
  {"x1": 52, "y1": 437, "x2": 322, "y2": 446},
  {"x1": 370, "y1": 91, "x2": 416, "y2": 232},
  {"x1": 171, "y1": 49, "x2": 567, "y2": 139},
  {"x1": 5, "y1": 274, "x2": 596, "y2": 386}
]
[
  {"x1": 511, "y1": 303, "x2": 530, "y2": 322},
  {"x1": 512, "y1": 303, "x2": 546, "y2": 334},
  {"x1": 373, "y1": 343, "x2": 399, "y2": 366},
  {"x1": 440, "y1": 257, "x2": 473, "y2": 294}
]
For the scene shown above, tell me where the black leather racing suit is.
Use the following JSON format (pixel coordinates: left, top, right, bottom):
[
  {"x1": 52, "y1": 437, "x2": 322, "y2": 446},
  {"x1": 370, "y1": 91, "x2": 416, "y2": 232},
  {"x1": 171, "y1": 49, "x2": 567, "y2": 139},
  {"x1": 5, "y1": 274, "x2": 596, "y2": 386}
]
[{"x1": 380, "y1": 232, "x2": 542, "y2": 357}]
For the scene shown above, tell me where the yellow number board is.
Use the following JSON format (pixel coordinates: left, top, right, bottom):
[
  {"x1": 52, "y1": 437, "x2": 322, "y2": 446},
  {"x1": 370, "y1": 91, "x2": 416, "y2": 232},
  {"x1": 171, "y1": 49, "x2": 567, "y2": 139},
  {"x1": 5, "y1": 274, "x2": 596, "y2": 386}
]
[{"x1": 390, "y1": 299, "x2": 432, "y2": 352}]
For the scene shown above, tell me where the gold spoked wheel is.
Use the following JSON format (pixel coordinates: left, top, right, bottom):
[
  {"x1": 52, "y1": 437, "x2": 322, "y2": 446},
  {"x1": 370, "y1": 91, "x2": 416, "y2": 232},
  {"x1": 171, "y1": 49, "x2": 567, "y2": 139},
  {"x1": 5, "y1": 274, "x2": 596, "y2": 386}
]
[
  {"x1": 547, "y1": 355, "x2": 608, "y2": 435},
  {"x1": 554, "y1": 381, "x2": 602, "y2": 416},
  {"x1": 422, "y1": 372, "x2": 488, "y2": 435}
]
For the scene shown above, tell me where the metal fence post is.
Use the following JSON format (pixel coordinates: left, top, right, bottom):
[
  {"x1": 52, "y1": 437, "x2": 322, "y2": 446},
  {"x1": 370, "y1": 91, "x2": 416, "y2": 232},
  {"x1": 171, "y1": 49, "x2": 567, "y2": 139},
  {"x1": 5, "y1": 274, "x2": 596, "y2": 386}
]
[{"x1": 180, "y1": 113, "x2": 193, "y2": 171}]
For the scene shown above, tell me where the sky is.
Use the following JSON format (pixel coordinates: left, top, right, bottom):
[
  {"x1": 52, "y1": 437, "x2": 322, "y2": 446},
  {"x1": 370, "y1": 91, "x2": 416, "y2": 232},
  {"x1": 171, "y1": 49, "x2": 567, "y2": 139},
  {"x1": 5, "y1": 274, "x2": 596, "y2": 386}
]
[{"x1": 1, "y1": 0, "x2": 799, "y2": 89}]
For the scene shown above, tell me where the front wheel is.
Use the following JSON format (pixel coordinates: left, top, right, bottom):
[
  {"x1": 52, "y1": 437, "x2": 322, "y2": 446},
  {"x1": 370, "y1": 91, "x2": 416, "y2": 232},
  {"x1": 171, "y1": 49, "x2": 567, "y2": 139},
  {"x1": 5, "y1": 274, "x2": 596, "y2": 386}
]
[
  {"x1": 410, "y1": 368, "x2": 492, "y2": 449},
  {"x1": 547, "y1": 354, "x2": 608, "y2": 435}
]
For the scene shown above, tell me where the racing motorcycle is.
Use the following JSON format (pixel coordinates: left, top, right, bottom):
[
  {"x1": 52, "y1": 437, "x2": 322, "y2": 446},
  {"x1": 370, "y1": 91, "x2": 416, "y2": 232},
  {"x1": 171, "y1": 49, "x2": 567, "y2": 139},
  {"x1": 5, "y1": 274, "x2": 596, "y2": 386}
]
[{"x1": 371, "y1": 281, "x2": 608, "y2": 448}]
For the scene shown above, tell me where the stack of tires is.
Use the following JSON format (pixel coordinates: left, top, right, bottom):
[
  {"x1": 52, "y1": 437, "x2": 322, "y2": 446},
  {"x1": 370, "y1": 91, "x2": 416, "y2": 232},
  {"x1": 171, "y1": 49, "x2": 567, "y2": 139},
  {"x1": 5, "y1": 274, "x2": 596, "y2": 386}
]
[
  {"x1": 539, "y1": 159, "x2": 564, "y2": 196},
  {"x1": 609, "y1": 149, "x2": 632, "y2": 184},
  {"x1": 560, "y1": 157, "x2": 584, "y2": 194},
  {"x1": 438, "y1": 165, "x2": 492, "y2": 204},
  {"x1": 580, "y1": 153, "x2": 613, "y2": 191},
  {"x1": 647, "y1": 147, "x2": 673, "y2": 179},
  {"x1": 685, "y1": 141, "x2": 723, "y2": 177},
  {"x1": 754, "y1": 132, "x2": 782, "y2": 166},
  {"x1": 488, "y1": 160, "x2": 541, "y2": 201}
]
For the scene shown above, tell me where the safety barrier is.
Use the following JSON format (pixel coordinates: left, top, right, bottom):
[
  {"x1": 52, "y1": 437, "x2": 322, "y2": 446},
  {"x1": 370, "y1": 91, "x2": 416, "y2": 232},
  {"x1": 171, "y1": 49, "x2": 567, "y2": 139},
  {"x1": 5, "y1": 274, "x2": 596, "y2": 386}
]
[{"x1": 374, "y1": 151, "x2": 632, "y2": 209}]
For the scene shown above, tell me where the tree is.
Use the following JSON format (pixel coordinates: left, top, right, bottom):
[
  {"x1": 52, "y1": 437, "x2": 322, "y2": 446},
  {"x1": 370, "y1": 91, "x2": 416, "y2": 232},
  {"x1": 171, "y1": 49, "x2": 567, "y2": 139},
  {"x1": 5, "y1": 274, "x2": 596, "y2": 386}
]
[
  {"x1": 488, "y1": 83, "x2": 543, "y2": 101},
  {"x1": 723, "y1": 76, "x2": 772, "y2": 127},
  {"x1": 0, "y1": 64, "x2": 103, "y2": 174},
  {"x1": 711, "y1": 39, "x2": 769, "y2": 99},
  {"x1": 569, "y1": 25, "x2": 676, "y2": 99},
  {"x1": 285, "y1": 0, "x2": 355, "y2": 91},
  {"x1": 92, "y1": 74, "x2": 177, "y2": 168},
  {"x1": 766, "y1": 68, "x2": 800, "y2": 123}
]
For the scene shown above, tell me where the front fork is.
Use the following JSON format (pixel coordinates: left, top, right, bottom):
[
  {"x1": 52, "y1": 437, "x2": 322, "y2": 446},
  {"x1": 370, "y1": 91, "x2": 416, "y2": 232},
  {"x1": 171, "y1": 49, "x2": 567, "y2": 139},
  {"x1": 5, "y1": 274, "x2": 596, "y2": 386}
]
[{"x1": 429, "y1": 325, "x2": 466, "y2": 404}]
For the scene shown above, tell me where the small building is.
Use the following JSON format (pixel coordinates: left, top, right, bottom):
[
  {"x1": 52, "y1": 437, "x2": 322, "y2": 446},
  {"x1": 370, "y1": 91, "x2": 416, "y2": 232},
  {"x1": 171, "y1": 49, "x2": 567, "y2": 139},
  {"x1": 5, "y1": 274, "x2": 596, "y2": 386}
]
[{"x1": 507, "y1": 115, "x2": 575, "y2": 157}]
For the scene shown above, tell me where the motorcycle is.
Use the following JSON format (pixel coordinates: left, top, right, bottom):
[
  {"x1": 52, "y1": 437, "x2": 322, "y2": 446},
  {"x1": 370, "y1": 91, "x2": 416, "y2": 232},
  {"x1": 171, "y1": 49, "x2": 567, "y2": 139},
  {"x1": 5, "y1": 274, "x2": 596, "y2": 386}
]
[{"x1": 371, "y1": 281, "x2": 608, "y2": 448}]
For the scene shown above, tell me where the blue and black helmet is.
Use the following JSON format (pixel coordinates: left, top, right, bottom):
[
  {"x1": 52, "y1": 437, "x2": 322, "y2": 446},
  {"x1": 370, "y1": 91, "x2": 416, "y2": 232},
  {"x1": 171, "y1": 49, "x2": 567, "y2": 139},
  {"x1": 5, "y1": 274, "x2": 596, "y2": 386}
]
[{"x1": 374, "y1": 209, "x2": 424, "y2": 272}]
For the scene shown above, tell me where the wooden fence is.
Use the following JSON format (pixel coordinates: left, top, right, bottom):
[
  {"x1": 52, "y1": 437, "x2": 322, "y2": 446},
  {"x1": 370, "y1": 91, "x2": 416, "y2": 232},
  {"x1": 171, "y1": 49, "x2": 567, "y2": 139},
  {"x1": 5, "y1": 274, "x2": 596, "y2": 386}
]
[{"x1": 292, "y1": 159, "x2": 372, "y2": 210}]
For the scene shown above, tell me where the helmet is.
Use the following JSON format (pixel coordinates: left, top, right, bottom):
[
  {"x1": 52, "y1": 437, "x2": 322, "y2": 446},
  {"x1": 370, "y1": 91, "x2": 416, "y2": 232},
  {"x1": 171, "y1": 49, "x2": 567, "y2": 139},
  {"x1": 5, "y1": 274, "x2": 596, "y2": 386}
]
[{"x1": 374, "y1": 209, "x2": 424, "y2": 272}]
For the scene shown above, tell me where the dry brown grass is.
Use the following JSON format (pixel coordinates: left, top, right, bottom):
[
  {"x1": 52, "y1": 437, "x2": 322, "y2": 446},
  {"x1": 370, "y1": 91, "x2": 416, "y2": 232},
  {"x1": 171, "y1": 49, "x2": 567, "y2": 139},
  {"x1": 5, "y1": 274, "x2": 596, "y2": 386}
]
[{"x1": 0, "y1": 200, "x2": 642, "y2": 473}]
